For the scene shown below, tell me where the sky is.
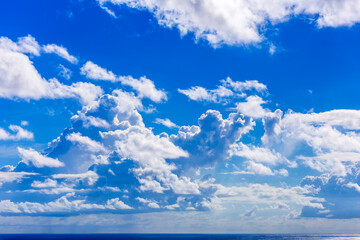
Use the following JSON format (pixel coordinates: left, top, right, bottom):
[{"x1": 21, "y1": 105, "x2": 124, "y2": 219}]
[{"x1": 0, "y1": 0, "x2": 359, "y2": 234}]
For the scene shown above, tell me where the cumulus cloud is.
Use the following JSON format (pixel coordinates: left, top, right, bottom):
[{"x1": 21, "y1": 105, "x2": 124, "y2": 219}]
[
  {"x1": 1, "y1": 76, "x2": 359, "y2": 219},
  {"x1": 80, "y1": 61, "x2": 167, "y2": 102},
  {"x1": 236, "y1": 95, "x2": 269, "y2": 119},
  {"x1": 97, "y1": 0, "x2": 360, "y2": 46},
  {"x1": 0, "y1": 125, "x2": 33, "y2": 141},
  {"x1": 0, "y1": 36, "x2": 103, "y2": 105},
  {"x1": 0, "y1": 35, "x2": 40, "y2": 56},
  {"x1": 18, "y1": 147, "x2": 64, "y2": 168},
  {"x1": 262, "y1": 109, "x2": 360, "y2": 177},
  {"x1": 171, "y1": 109, "x2": 254, "y2": 169},
  {"x1": 178, "y1": 77, "x2": 266, "y2": 104},
  {"x1": 0, "y1": 195, "x2": 132, "y2": 214}
]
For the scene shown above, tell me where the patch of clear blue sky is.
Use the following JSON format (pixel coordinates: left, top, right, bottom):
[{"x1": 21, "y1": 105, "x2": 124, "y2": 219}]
[{"x1": 0, "y1": 0, "x2": 360, "y2": 166}]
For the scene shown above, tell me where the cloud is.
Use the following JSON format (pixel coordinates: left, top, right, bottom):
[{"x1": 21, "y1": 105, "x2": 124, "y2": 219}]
[
  {"x1": 171, "y1": 109, "x2": 254, "y2": 169},
  {"x1": 0, "y1": 171, "x2": 37, "y2": 187},
  {"x1": 97, "y1": 0, "x2": 360, "y2": 46},
  {"x1": 214, "y1": 183, "x2": 325, "y2": 209},
  {"x1": 262, "y1": 109, "x2": 360, "y2": 177},
  {"x1": 52, "y1": 171, "x2": 99, "y2": 186},
  {"x1": 136, "y1": 197, "x2": 160, "y2": 208},
  {"x1": 0, "y1": 76, "x2": 358, "y2": 220},
  {"x1": 58, "y1": 64, "x2": 72, "y2": 80},
  {"x1": 344, "y1": 182, "x2": 360, "y2": 192},
  {"x1": 178, "y1": 77, "x2": 266, "y2": 104},
  {"x1": 80, "y1": 61, "x2": 167, "y2": 102},
  {"x1": 0, "y1": 125, "x2": 33, "y2": 141},
  {"x1": 246, "y1": 161, "x2": 275, "y2": 175},
  {"x1": 230, "y1": 143, "x2": 291, "y2": 167},
  {"x1": 0, "y1": 38, "x2": 103, "y2": 105},
  {"x1": 0, "y1": 35, "x2": 40, "y2": 56},
  {"x1": 80, "y1": 61, "x2": 116, "y2": 81},
  {"x1": 301, "y1": 174, "x2": 360, "y2": 218},
  {"x1": 154, "y1": 118, "x2": 179, "y2": 129},
  {"x1": 0, "y1": 195, "x2": 132, "y2": 214},
  {"x1": 18, "y1": 147, "x2": 64, "y2": 168},
  {"x1": 236, "y1": 95, "x2": 269, "y2": 119},
  {"x1": 66, "y1": 133, "x2": 107, "y2": 153},
  {"x1": 42, "y1": 44, "x2": 78, "y2": 64},
  {"x1": 20, "y1": 121, "x2": 29, "y2": 127},
  {"x1": 0, "y1": 35, "x2": 78, "y2": 63}
]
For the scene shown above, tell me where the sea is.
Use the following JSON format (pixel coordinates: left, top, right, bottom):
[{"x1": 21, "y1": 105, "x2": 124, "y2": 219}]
[{"x1": 0, "y1": 234, "x2": 359, "y2": 240}]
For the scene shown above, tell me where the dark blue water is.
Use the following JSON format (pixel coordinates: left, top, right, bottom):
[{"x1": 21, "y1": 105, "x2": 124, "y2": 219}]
[{"x1": 0, "y1": 234, "x2": 359, "y2": 240}]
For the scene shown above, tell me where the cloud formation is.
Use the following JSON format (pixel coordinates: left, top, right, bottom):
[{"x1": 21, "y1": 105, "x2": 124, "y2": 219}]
[
  {"x1": 97, "y1": 0, "x2": 360, "y2": 46},
  {"x1": 80, "y1": 61, "x2": 167, "y2": 102},
  {"x1": 0, "y1": 36, "x2": 103, "y2": 105}
]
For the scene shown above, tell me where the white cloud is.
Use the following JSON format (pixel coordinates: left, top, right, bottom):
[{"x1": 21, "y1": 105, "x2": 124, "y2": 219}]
[
  {"x1": 178, "y1": 86, "x2": 214, "y2": 102},
  {"x1": 344, "y1": 182, "x2": 360, "y2": 192},
  {"x1": 178, "y1": 78, "x2": 266, "y2": 104},
  {"x1": 246, "y1": 161, "x2": 274, "y2": 175},
  {"x1": 80, "y1": 61, "x2": 116, "y2": 81},
  {"x1": 31, "y1": 179, "x2": 58, "y2": 188},
  {"x1": 0, "y1": 35, "x2": 40, "y2": 56},
  {"x1": 42, "y1": 44, "x2": 78, "y2": 64},
  {"x1": 20, "y1": 121, "x2": 29, "y2": 126},
  {"x1": 0, "y1": 45, "x2": 103, "y2": 105},
  {"x1": 154, "y1": 118, "x2": 179, "y2": 129},
  {"x1": 66, "y1": 132, "x2": 107, "y2": 153},
  {"x1": 97, "y1": 0, "x2": 360, "y2": 46},
  {"x1": 0, "y1": 195, "x2": 132, "y2": 214},
  {"x1": 236, "y1": 95, "x2": 269, "y2": 118},
  {"x1": 80, "y1": 61, "x2": 167, "y2": 102},
  {"x1": 0, "y1": 125, "x2": 33, "y2": 141},
  {"x1": 136, "y1": 197, "x2": 160, "y2": 208},
  {"x1": 18, "y1": 147, "x2": 64, "y2": 168},
  {"x1": 53, "y1": 171, "x2": 99, "y2": 186},
  {"x1": 215, "y1": 183, "x2": 324, "y2": 209},
  {"x1": 0, "y1": 171, "x2": 37, "y2": 187},
  {"x1": 262, "y1": 109, "x2": 360, "y2": 177},
  {"x1": 58, "y1": 64, "x2": 72, "y2": 80},
  {"x1": 221, "y1": 78, "x2": 267, "y2": 93},
  {"x1": 230, "y1": 143, "x2": 291, "y2": 166}
]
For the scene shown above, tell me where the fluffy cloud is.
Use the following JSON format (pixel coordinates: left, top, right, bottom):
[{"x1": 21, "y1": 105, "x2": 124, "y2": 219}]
[
  {"x1": 301, "y1": 173, "x2": 360, "y2": 218},
  {"x1": 80, "y1": 61, "x2": 167, "y2": 102},
  {"x1": 0, "y1": 125, "x2": 33, "y2": 141},
  {"x1": 262, "y1": 109, "x2": 360, "y2": 177},
  {"x1": 171, "y1": 109, "x2": 254, "y2": 169},
  {"x1": 236, "y1": 95, "x2": 269, "y2": 119},
  {"x1": 178, "y1": 77, "x2": 266, "y2": 103},
  {"x1": 97, "y1": 0, "x2": 360, "y2": 46},
  {"x1": 42, "y1": 44, "x2": 78, "y2": 64},
  {"x1": 0, "y1": 36, "x2": 103, "y2": 105},
  {"x1": 0, "y1": 171, "x2": 37, "y2": 187},
  {"x1": 0, "y1": 194, "x2": 132, "y2": 214},
  {"x1": 0, "y1": 73, "x2": 358, "y2": 220},
  {"x1": 18, "y1": 147, "x2": 64, "y2": 168},
  {"x1": 154, "y1": 118, "x2": 179, "y2": 129},
  {"x1": 0, "y1": 35, "x2": 40, "y2": 56},
  {"x1": 215, "y1": 183, "x2": 324, "y2": 210}
]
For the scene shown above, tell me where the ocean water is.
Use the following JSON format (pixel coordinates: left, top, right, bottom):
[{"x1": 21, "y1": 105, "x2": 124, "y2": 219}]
[{"x1": 0, "y1": 234, "x2": 359, "y2": 240}]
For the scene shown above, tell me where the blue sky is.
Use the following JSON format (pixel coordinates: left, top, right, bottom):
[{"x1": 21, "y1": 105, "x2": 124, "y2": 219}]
[{"x1": 0, "y1": 0, "x2": 359, "y2": 233}]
